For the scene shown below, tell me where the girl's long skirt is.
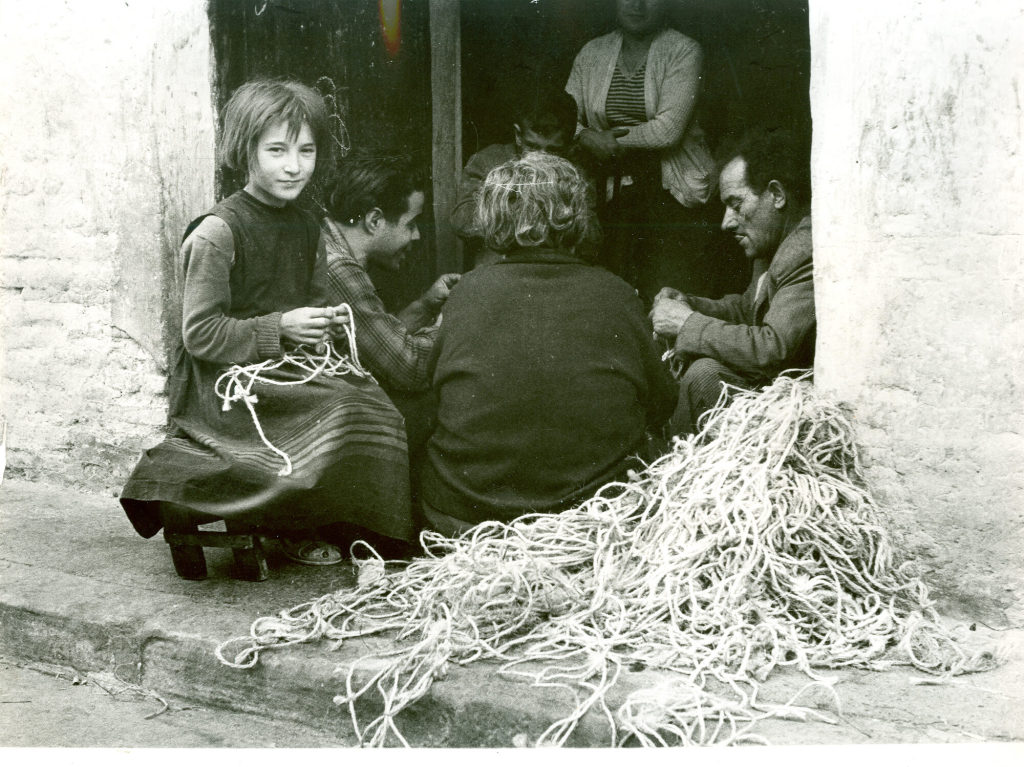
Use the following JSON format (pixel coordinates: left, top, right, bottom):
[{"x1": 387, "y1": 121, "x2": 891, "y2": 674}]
[{"x1": 120, "y1": 354, "x2": 415, "y2": 542}]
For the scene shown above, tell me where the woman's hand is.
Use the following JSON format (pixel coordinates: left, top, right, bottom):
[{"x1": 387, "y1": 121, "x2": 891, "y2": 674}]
[
  {"x1": 327, "y1": 304, "x2": 353, "y2": 339},
  {"x1": 578, "y1": 127, "x2": 629, "y2": 162},
  {"x1": 280, "y1": 307, "x2": 334, "y2": 347}
]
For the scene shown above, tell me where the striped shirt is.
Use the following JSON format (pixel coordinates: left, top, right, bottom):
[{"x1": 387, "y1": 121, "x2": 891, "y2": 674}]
[
  {"x1": 321, "y1": 219, "x2": 438, "y2": 392},
  {"x1": 604, "y1": 63, "x2": 647, "y2": 127}
]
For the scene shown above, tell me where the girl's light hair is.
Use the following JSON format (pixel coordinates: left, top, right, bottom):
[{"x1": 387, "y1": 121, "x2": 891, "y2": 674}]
[
  {"x1": 476, "y1": 153, "x2": 598, "y2": 255},
  {"x1": 220, "y1": 79, "x2": 330, "y2": 178}
]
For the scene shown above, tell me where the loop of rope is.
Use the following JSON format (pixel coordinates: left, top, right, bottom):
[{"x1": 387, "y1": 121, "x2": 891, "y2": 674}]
[{"x1": 213, "y1": 304, "x2": 372, "y2": 476}]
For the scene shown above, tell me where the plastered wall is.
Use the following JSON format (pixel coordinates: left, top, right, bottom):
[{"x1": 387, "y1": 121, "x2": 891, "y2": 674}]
[
  {"x1": 0, "y1": 0, "x2": 214, "y2": 493},
  {"x1": 810, "y1": 0, "x2": 1024, "y2": 620}
]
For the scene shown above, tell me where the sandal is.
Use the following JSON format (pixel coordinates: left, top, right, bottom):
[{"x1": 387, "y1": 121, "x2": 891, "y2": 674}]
[{"x1": 280, "y1": 538, "x2": 345, "y2": 566}]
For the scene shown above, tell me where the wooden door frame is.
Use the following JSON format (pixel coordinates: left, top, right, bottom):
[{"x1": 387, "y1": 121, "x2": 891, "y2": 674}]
[{"x1": 429, "y1": 0, "x2": 462, "y2": 274}]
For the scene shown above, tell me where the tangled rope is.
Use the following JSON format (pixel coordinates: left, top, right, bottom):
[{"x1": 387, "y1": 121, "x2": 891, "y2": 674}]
[
  {"x1": 214, "y1": 304, "x2": 372, "y2": 476},
  {"x1": 216, "y1": 375, "x2": 998, "y2": 746}
]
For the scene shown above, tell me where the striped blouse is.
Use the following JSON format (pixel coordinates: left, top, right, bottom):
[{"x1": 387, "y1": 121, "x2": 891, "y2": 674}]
[{"x1": 604, "y1": 63, "x2": 647, "y2": 127}]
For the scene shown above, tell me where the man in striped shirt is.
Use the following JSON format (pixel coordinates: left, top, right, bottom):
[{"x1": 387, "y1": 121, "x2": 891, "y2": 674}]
[{"x1": 321, "y1": 153, "x2": 460, "y2": 450}]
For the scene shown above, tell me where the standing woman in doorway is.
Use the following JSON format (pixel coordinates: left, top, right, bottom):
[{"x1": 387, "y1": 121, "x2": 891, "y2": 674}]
[{"x1": 567, "y1": 0, "x2": 717, "y2": 305}]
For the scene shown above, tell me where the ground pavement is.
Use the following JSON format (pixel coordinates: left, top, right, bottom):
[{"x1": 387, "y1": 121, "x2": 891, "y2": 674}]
[{"x1": 0, "y1": 478, "x2": 1022, "y2": 748}]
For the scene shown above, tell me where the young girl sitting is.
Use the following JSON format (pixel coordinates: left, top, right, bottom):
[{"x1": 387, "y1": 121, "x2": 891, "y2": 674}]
[{"x1": 120, "y1": 80, "x2": 415, "y2": 573}]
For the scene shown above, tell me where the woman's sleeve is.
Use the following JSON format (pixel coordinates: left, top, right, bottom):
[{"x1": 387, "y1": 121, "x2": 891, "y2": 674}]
[
  {"x1": 618, "y1": 38, "x2": 703, "y2": 151},
  {"x1": 180, "y1": 216, "x2": 282, "y2": 365},
  {"x1": 642, "y1": 331, "x2": 679, "y2": 428},
  {"x1": 565, "y1": 48, "x2": 590, "y2": 134},
  {"x1": 623, "y1": 288, "x2": 678, "y2": 427}
]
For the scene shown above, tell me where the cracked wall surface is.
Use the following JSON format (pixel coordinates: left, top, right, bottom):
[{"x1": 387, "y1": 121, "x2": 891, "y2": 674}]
[
  {"x1": 810, "y1": 0, "x2": 1024, "y2": 619},
  {"x1": 0, "y1": 0, "x2": 214, "y2": 494}
]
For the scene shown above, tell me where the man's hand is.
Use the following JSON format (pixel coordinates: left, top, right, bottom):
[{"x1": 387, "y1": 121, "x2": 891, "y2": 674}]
[
  {"x1": 423, "y1": 273, "x2": 461, "y2": 308},
  {"x1": 577, "y1": 127, "x2": 629, "y2": 162},
  {"x1": 280, "y1": 307, "x2": 334, "y2": 347},
  {"x1": 650, "y1": 295, "x2": 694, "y2": 339},
  {"x1": 652, "y1": 286, "x2": 685, "y2": 304}
]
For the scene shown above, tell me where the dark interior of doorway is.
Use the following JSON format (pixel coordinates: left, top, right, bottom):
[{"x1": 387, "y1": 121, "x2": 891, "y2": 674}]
[
  {"x1": 462, "y1": 0, "x2": 811, "y2": 157},
  {"x1": 202, "y1": 1, "x2": 811, "y2": 306}
]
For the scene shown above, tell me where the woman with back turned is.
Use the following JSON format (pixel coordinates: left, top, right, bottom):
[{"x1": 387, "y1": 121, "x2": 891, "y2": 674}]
[{"x1": 419, "y1": 152, "x2": 677, "y2": 536}]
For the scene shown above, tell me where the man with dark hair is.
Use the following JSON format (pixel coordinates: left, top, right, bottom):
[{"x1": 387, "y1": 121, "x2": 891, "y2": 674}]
[
  {"x1": 451, "y1": 88, "x2": 578, "y2": 267},
  {"x1": 650, "y1": 129, "x2": 814, "y2": 435},
  {"x1": 321, "y1": 153, "x2": 460, "y2": 449}
]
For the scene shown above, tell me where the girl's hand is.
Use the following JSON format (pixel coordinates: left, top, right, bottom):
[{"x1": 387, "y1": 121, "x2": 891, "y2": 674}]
[
  {"x1": 327, "y1": 305, "x2": 353, "y2": 338},
  {"x1": 280, "y1": 307, "x2": 333, "y2": 347}
]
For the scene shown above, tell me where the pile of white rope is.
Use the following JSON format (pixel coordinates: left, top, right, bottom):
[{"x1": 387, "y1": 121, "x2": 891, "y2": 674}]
[
  {"x1": 216, "y1": 375, "x2": 997, "y2": 746},
  {"x1": 213, "y1": 304, "x2": 372, "y2": 476}
]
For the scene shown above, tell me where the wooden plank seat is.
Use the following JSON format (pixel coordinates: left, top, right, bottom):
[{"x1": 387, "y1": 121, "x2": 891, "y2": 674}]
[{"x1": 160, "y1": 503, "x2": 269, "y2": 581}]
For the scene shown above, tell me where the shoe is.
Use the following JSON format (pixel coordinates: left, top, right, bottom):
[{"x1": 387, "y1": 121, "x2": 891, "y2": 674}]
[{"x1": 280, "y1": 538, "x2": 345, "y2": 566}]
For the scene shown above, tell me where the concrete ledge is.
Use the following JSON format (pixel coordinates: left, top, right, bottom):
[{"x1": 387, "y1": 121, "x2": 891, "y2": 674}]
[{"x1": 0, "y1": 557, "x2": 609, "y2": 745}]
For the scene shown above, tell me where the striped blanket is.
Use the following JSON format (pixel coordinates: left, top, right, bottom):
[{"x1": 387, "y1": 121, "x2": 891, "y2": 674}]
[{"x1": 120, "y1": 350, "x2": 414, "y2": 543}]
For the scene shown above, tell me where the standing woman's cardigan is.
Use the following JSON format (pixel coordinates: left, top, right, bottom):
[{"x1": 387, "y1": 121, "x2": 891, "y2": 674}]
[
  {"x1": 120, "y1": 190, "x2": 416, "y2": 542},
  {"x1": 566, "y1": 27, "x2": 716, "y2": 208}
]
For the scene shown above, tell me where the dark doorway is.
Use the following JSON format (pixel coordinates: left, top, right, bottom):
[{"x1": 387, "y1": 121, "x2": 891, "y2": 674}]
[{"x1": 460, "y1": 0, "x2": 811, "y2": 157}]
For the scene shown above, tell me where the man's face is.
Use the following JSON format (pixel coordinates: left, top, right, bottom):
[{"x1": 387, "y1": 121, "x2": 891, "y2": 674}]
[
  {"x1": 368, "y1": 190, "x2": 425, "y2": 271},
  {"x1": 719, "y1": 157, "x2": 785, "y2": 260},
  {"x1": 514, "y1": 125, "x2": 568, "y2": 156}
]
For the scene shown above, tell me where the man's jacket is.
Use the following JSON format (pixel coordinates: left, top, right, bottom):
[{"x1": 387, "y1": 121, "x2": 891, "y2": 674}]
[{"x1": 674, "y1": 216, "x2": 814, "y2": 378}]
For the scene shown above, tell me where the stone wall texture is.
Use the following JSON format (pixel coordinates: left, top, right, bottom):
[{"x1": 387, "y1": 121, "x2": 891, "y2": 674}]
[
  {"x1": 810, "y1": 0, "x2": 1024, "y2": 620},
  {"x1": 0, "y1": 0, "x2": 214, "y2": 494}
]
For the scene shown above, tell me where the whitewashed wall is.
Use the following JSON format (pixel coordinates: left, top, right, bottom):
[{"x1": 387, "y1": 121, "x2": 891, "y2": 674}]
[
  {"x1": 0, "y1": 0, "x2": 214, "y2": 493},
  {"x1": 810, "y1": 0, "x2": 1024, "y2": 619}
]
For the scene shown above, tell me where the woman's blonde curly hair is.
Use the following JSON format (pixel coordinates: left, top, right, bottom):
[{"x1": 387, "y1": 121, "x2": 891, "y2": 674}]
[{"x1": 476, "y1": 152, "x2": 599, "y2": 256}]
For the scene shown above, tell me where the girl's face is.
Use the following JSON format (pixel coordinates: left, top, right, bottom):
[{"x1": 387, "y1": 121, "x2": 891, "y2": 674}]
[{"x1": 245, "y1": 119, "x2": 316, "y2": 207}]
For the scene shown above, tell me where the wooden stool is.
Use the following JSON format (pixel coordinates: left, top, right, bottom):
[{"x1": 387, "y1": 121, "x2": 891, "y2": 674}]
[{"x1": 161, "y1": 503, "x2": 269, "y2": 581}]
